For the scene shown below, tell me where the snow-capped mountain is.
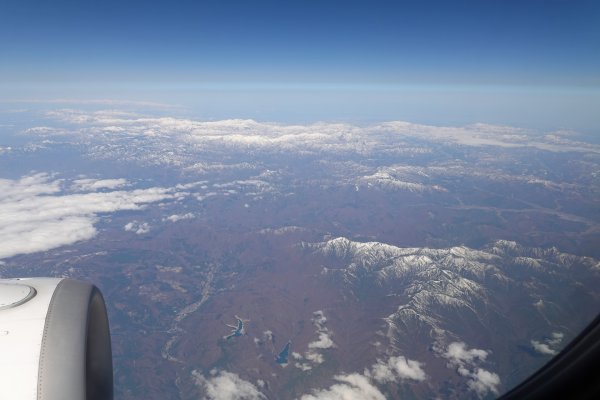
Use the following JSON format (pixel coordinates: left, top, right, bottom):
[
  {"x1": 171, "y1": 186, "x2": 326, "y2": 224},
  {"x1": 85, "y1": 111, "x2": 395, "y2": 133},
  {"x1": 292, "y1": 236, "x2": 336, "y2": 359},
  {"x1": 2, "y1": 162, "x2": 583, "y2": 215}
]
[{"x1": 305, "y1": 237, "x2": 600, "y2": 395}]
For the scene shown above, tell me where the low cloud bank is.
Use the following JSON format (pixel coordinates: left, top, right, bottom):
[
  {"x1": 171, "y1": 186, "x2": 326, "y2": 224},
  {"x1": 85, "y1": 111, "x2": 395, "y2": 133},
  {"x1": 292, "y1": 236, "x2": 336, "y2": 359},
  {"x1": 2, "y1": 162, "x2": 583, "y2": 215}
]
[{"x1": 0, "y1": 173, "x2": 178, "y2": 259}]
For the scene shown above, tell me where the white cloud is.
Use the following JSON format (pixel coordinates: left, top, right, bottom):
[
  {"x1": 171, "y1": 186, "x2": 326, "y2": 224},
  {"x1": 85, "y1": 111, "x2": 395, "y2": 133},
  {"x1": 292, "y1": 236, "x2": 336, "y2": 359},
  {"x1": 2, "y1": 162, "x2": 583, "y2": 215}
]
[
  {"x1": 0, "y1": 173, "x2": 61, "y2": 200},
  {"x1": 531, "y1": 341, "x2": 554, "y2": 355},
  {"x1": 0, "y1": 173, "x2": 179, "y2": 259},
  {"x1": 309, "y1": 311, "x2": 334, "y2": 349},
  {"x1": 71, "y1": 178, "x2": 128, "y2": 191},
  {"x1": 196, "y1": 353, "x2": 427, "y2": 400},
  {"x1": 295, "y1": 362, "x2": 313, "y2": 371},
  {"x1": 308, "y1": 332, "x2": 335, "y2": 350},
  {"x1": 175, "y1": 181, "x2": 208, "y2": 189},
  {"x1": 163, "y1": 213, "x2": 195, "y2": 222},
  {"x1": 375, "y1": 121, "x2": 600, "y2": 153},
  {"x1": 34, "y1": 111, "x2": 600, "y2": 159},
  {"x1": 550, "y1": 332, "x2": 564, "y2": 345},
  {"x1": 444, "y1": 342, "x2": 489, "y2": 364},
  {"x1": 23, "y1": 126, "x2": 70, "y2": 136},
  {"x1": 300, "y1": 373, "x2": 386, "y2": 400},
  {"x1": 297, "y1": 310, "x2": 336, "y2": 369},
  {"x1": 0, "y1": 216, "x2": 96, "y2": 259},
  {"x1": 531, "y1": 332, "x2": 564, "y2": 356},
  {"x1": 440, "y1": 342, "x2": 500, "y2": 397},
  {"x1": 263, "y1": 330, "x2": 274, "y2": 342},
  {"x1": 369, "y1": 356, "x2": 426, "y2": 383},
  {"x1": 124, "y1": 221, "x2": 150, "y2": 235},
  {"x1": 467, "y1": 368, "x2": 501, "y2": 397},
  {"x1": 304, "y1": 351, "x2": 324, "y2": 364},
  {"x1": 312, "y1": 310, "x2": 327, "y2": 326},
  {"x1": 297, "y1": 346, "x2": 426, "y2": 394},
  {"x1": 192, "y1": 369, "x2": 266, "y2": 400}
]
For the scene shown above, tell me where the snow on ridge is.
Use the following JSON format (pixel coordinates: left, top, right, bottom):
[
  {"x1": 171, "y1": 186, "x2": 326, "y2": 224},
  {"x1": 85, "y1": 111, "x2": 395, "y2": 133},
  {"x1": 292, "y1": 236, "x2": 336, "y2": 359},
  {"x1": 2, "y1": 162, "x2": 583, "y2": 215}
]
[
  {"x1": 307, "y1": 237, "x2": 501, "y2": 278},
  {"x1": 308, "y1": 237, "x2": 418, "y2": 262},
  {"x1": 35, "y1": 111, "x2": 600, "y2": 157},
  {"x1": 489, "y1": 239, "x2": 597, "y2": 270},
  {"x1": 23, "y1": 112, "x2": 600, "y2": 202},
  {"x1": 358, "y1": 170, "x2": 446, "y2": 193},
  {"x1": 308, "y1": 236, "x2": 598, "y2": 354},
  {"x1": 311, "y1": 237, "x2": 598, "y2": 283},
  {"x1": 308, "y1": 237, "x2": 495, "y2": 334}
]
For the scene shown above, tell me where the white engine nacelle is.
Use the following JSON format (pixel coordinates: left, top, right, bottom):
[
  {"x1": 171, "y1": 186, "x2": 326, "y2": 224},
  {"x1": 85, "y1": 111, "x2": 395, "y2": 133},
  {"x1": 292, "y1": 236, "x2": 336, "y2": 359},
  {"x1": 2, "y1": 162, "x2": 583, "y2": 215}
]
[{"x1": 0, "y1": 278, "x2": 113, "y2": 400}]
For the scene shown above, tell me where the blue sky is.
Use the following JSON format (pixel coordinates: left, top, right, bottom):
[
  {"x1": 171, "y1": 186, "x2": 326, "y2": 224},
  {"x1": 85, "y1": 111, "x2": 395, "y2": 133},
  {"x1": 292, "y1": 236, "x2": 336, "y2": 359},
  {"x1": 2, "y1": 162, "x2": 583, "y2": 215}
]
[{"x1": 1, "y1": 0, "x2": 599, "y2": 129}]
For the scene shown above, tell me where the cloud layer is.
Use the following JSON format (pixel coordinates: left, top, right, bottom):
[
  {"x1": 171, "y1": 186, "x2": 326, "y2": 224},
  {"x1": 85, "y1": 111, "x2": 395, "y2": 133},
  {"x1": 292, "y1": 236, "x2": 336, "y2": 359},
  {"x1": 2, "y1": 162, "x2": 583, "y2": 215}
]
[
  {"x1": 18, "y1": 110, "x2": 599, "y2": 208},
  {"x1": 25, "y1": 110, "x2": 600, "y2": 173},
  {"x1": 0, "y1": 173, "x2": 179, "y2": 259}
]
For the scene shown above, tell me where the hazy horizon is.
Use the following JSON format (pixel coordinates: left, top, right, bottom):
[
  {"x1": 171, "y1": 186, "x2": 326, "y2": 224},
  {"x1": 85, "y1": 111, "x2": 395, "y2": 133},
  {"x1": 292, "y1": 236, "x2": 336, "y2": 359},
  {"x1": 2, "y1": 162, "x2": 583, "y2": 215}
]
[{"x1": 2, "y1": 0, "x2": 600, "y2": 131}]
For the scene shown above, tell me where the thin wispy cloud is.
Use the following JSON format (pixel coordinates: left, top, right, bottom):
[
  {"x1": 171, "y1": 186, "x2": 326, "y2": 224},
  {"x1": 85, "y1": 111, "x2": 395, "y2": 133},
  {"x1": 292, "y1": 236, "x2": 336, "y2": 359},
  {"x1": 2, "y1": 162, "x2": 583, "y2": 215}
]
[
  {"x1": 163, "y1": 213, "x2": 195, "y2": 223},
  {"x1": 3, "y1": 98, "x2": 176, "y2": 109},
  {"x1": 72, "y1": 178, "x2": 129, "y2": 191}
]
